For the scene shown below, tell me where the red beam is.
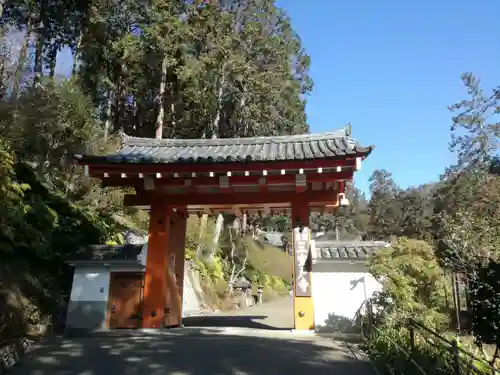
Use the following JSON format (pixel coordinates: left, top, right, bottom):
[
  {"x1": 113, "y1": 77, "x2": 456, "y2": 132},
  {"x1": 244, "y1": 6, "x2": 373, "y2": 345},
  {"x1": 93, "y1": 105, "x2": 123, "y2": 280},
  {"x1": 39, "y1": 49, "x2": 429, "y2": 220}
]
[
  {"x1": 123, "y1": 189, "x2": 340, "y2": 207},
  {"x1": 85, "y1": 157, "x2": 360, "y2": 175},
  {"x1": 100, "y1": 171, "x2": 354, "y2": 188}
]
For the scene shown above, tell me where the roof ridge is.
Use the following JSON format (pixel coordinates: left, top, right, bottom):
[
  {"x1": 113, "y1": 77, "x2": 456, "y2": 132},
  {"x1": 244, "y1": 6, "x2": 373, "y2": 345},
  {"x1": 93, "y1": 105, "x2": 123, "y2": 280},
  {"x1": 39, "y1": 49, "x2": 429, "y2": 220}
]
[
  {"x1": 75, "y1": 126, "x2": 375, "y2": 164},
  {"x1": 122, "y1": 128, "x2": 352, "y2": 147},
  {"x1": 315, "y1": 240, "x2": 389, "y2": 247}
]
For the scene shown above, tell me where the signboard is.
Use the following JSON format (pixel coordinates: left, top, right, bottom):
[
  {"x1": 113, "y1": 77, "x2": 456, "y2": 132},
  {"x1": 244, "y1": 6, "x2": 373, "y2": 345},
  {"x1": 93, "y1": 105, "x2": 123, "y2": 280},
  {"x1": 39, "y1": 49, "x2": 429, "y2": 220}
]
[{"x1": 293, "y1": 226, "x2": 312, "y2": 297}]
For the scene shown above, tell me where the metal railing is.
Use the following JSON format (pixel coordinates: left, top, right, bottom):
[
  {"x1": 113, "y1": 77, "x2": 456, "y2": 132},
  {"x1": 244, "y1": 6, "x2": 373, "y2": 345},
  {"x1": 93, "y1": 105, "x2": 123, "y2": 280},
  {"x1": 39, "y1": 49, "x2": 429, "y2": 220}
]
[
  {"x1": 356, "y1": 304, "x2": 499, "y2": 375},
  {"x1": 408, "y1": 320, "x2": 498, "y2": 375}
]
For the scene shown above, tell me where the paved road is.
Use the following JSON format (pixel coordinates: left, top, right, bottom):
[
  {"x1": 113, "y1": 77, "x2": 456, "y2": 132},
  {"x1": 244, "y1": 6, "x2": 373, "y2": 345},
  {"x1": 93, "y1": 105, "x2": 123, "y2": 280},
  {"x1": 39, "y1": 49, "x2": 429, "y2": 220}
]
[
  {"x1": 183, "y1": 295, "x2": 295, "y2": 330},
  {"x1": 11, "y1": 297, "x2": 376, "y2": 375}
]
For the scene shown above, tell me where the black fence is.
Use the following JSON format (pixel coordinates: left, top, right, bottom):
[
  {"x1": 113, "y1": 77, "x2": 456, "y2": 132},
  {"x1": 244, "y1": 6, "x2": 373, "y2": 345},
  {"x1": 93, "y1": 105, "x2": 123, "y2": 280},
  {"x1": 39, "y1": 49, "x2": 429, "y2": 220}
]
[{"x1": 358, "y1": 304, "x2": 499, "y2": 375}]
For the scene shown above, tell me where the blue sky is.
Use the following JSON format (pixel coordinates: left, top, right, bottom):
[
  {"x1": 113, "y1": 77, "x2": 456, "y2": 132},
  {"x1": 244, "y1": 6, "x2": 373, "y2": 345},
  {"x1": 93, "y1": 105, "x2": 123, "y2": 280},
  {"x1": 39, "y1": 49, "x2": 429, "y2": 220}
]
[{"x1": 277, "y1": 0, "x2": 500, "y2": 194}]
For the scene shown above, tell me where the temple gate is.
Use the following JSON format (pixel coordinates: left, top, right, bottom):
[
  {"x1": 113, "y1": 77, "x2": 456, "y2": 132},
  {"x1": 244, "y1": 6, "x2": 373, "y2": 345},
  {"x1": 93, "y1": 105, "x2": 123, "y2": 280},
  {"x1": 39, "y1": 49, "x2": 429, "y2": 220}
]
[{"x1": 75, "y1": 127, "x2": 373, "y2": 330}]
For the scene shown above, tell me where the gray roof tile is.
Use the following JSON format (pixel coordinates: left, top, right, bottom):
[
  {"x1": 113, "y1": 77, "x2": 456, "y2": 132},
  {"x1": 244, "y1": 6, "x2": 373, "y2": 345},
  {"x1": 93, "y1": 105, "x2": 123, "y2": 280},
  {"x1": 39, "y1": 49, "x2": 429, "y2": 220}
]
[
  {"x1": 75, "y1": 128, "x2": 374, "y2": 164},
  {"x1": 72, "y1": 244, "x2": 144, "y2": 262},
  {"x1": 315, "y1": 241, "x2": 389, "y2": 261}
]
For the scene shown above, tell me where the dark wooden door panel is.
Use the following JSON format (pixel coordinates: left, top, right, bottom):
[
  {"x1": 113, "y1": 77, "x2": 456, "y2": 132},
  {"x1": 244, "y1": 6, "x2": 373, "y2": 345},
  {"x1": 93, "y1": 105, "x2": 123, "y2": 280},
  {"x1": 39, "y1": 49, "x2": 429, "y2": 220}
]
[{"x1": 108, "y1": 273, "x2": 143, "y2": 329}]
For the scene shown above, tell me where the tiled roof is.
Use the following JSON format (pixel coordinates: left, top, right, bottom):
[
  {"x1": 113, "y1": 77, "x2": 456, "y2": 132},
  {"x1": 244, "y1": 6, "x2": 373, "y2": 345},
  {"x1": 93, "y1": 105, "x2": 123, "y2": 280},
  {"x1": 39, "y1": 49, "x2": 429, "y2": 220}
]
[
  {"x1": 71, "y1": 244, "x2": 144, "y2": 262},
  {"x1": 314, "y1": 240, "x2": 389, "y2": 261},
  {"x1": 75, "y1": 128, "x2": 374, "y2": 164}
]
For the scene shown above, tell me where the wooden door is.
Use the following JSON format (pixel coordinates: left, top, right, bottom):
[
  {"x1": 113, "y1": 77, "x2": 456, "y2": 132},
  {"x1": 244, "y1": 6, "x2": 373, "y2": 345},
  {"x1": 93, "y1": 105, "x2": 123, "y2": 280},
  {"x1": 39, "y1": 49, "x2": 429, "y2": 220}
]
[{"x1": 108, "y1": 273, "x2": 143, "y2": 329}]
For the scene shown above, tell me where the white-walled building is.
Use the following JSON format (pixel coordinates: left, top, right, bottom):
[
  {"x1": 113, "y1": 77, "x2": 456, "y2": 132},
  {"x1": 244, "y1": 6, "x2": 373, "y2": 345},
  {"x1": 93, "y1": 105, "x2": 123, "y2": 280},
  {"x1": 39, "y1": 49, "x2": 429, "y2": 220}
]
[
  {"x1": 311, "y1": 240, "x2": 389, "y2": 332},
  {"x1": 65, "y1": 243, "x2": 147, "y2": 331},
  {"x1": 65, "y1": 237, "x2": 388, "y2": 333}
]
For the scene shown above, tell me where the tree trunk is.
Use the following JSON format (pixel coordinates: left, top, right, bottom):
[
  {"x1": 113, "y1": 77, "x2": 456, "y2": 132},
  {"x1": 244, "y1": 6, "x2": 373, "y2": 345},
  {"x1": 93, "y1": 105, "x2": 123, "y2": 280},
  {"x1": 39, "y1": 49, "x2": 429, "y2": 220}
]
[
  {"x1": 103, "y1": 91, "x2": 113, "y2": 143},
  {"x1": 237, "y1": 91, "x2": 247, "y2": 136},
  {"x1": 34, "y1": 0, "x2": 46, "y2": 85},
  {"x1": 196, "y1": 214, "x2": 209, "y2": 259},
  {"x1": 71, "y1": 32, "x2": 83, "y2": 77},
  {"x1": 47, "y1": 42, "x2": 58, "y2": 78},
  {"x1": 227, "y1": 227, "x2": 247, "y2": 294},
  {"x1": 155, "y1": 54, "x2": 168, "y2": 139},
  {"x1": 131, "y1": 96, "x2": 138, "y2": 133},
  {"x1": 210, "y1": 214, "x2": 224, "y2": 256},
  {"x1": 11, "y1": 19, "x2": 33, "y2": 101},
  {"x1": 0, "y1": 0, "x2": 5, "y2": 19},
  {"x1": 211, "y1": 64, "x2": 226, "y2": 139},
  {"x1": 242, "y1": 213, "x2": 247, "y2": 233},
  {"x1": 0, "y1": 61, "x2": 6, "y2": 100},
  {"x1": 114, "y1": 61, "x2": 127, "y2": 133},
  {"x1": 170, "y1": 102, "x2": 176, "y2": 138}
]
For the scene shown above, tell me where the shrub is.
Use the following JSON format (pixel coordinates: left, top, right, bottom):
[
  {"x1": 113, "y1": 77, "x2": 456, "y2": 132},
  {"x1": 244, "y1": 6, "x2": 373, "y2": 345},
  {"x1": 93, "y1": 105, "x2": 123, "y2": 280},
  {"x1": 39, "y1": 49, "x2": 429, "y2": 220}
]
[
  {"x1": 468, "y1": 260, "x2": 500, "y2": 361},
  {"x1": 369, "y1": 237, "x2": 451, "y2": 329}
]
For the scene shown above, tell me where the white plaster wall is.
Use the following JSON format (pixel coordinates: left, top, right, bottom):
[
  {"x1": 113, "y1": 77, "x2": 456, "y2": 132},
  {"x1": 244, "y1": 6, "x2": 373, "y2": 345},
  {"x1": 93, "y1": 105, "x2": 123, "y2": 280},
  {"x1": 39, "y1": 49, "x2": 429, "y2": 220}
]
[
  {"x1": 69, "y1": 264, "x2": 146, "y2": 304},
  {"x1": 311, "y1": 262, "x2": 381, "y2": 332},
  {"x1": 137, "y1": 243, "x2": 148, "y2": 266},
  {"x1": 69, "y1": 268, "x2": 111, "y2": 303},
  {"x1": 66, "y1": 267, "x2": 111, "y2": 330}
]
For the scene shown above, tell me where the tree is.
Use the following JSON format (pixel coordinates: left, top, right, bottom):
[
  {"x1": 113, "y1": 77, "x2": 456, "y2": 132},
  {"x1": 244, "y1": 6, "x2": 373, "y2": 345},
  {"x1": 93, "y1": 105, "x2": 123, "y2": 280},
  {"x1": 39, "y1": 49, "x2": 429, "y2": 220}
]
[
  {"x1": 435, "y1": 174, "x2": 500, "y2": 273},
  {"x1": 398, "y1": 184, "x2": 435, "y2": 241},
  {"x1": 71, "y1": 0, "x2": 313, "y2": 141},
  {"x1": 448, "y1": 73, "x2": 500, "y2": 171},
  {"x1": 369, "y1": 238, "x2": 451, "y2": 329},
  {"x1": 468, "y1": 260, "x2": 500, "y2": 363},
  {"x1": 434, "y1": 73, "x2": 500, "y2": 273},
  {"x1": 0, "y1": 78, "x2": 102, "y2": 185},
  {"x1": 0, "y1": 0, "x2": 316, "y2": 338},
  {"x1": 367, "y1": 169, "x2": 402, "y2": 240},
  {"x1": 311, "y1": 182, "x2": 369, "y2": 240}
]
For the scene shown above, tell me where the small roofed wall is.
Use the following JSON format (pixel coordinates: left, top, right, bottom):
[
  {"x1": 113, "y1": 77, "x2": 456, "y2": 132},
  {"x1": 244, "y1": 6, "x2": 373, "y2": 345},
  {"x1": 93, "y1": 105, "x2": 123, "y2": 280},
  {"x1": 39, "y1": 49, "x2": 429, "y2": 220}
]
[
  {"x1": 66, "y1": 268, "x2": 111, "y2": 332},
  {"x1": 312, "y1": 262, "x2": 381, "y2": 333}
]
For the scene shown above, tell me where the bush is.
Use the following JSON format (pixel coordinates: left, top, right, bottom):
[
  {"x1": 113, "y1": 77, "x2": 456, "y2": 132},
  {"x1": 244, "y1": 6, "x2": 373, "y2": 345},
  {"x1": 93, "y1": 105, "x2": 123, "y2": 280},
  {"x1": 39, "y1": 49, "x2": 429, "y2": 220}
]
[
  {"x1": 468, "y1": 260, "x2": 500, "y2": 353},
  {"x1": 0, "y1": 79, "x2": 127, "y2": 340},
  {"x1": 363, "y1": 324, "x2": 455, "y2": 375},
  {"x1": 369, "y1": 237, "x2": 451, "y2": 329},
  {"x1": 362, "y1": 238, "x2": 458, "y2": 374}
]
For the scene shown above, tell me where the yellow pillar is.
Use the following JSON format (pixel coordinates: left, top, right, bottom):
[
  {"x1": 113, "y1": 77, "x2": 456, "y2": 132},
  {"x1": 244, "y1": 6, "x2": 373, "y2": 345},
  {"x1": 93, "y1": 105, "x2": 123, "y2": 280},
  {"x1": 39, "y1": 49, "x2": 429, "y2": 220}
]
[{"x1": 291, "y1": 200, "x2": 314, "y2": 331}]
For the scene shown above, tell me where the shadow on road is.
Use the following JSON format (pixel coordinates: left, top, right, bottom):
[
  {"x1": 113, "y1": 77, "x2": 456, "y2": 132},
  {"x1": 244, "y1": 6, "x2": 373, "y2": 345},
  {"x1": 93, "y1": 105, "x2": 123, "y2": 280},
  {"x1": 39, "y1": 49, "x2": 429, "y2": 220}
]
[
  {"x1": 11, "y1": 328, "x2": 375, "y2": 375},
  {"x1": 182, "y1": 315, "x2": 291, "y2": 330}
]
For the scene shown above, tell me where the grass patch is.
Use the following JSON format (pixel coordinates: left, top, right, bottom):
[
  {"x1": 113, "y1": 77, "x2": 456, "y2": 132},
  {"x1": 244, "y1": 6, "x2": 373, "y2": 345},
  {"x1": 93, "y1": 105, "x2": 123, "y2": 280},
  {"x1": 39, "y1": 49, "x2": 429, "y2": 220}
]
[{"x1": 246, "y1": 238, "x2": 293, "y2": 283}]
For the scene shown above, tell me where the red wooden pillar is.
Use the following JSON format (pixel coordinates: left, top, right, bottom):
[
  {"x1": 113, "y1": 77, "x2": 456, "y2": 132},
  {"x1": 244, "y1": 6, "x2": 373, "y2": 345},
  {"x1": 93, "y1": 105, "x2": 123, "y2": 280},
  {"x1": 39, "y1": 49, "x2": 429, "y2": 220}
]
[
  {"x1": 142, "y1": 201, "x2": 170, "y2": 328},
  {"x1": 164, "y1": 209, "x2": 188, "y2": 327},
  {"x1": 291, "y1": 199, "x2": 315, "y2": 331},
  {"x1": 174, "y1": 209, "x2": 188, "y2": 325}
]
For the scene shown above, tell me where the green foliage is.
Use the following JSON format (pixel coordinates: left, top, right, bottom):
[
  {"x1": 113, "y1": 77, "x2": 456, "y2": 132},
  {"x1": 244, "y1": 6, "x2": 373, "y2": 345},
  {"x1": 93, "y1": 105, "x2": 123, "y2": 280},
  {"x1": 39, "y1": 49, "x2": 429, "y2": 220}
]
[
  {"x1": 369, "y1": 238, "x2": 450, "y2": 330},
  {"x1": 310, "y1": 182, "x2": 370, "y2": 239},
  {"x1": 448, "y1": 73, "x2": 500, "y2": 171},
  {"x1": 367, "y1": 169, "x2": 403, "y2": 240},
  {"x1": 183, "y1": 216, "x2": 290, "y2": 309},
  {"x1": 248, "y1": 214, "x2": 291, "y2": 233},
  {"x1": 366, "y1": 170, "x2": 435, "y2": 242},
  {"x1": 245, "y1": 238, "x2": 292, "y2": 286},
  {"x1": 364, "y1": 323, "x2": 496, "y2": 375},
  {"x1": 0, "y1": 79, "x2": 126, "y2": 339},
  {"x1": 360, "y1": 73, "x2": 500, "y2": 373},
  {"x1": 468, "y1": 261, "x2": 500, "y2": 348},
  {"x1": 435, "y1": 174, "x2": 500, "y2": 273},
  {"x1": 183, "y1": 217, "x2": 290, "y2": 306},
  {"x1": 363, "y1": 325, "x2": 456, "y2": 375},
  {"x1": 362, "y1": 238, "x2": 491, "y2": 375}
]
